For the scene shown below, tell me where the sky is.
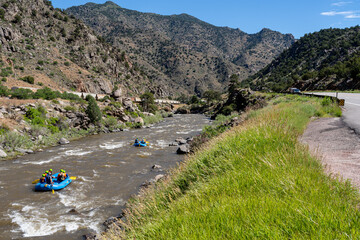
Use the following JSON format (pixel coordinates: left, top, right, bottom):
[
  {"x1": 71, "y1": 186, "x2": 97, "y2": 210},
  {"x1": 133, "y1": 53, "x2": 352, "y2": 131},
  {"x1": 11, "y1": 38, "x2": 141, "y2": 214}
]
[{"x1": 51, "y1": 0, "x2": 360, "y2": 38}]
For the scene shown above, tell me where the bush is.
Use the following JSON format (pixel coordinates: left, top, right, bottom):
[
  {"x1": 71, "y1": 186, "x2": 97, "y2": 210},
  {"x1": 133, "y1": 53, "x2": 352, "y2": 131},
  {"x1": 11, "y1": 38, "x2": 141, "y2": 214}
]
[
  {"x1": 0, "y1": 67, "x2": 13, "y2": 77},
  {"x1": 29, "y1": 124, "x2": 50, "y2": 137},
  {"x1": 64, "y1": 105, "x2": 76, "y2": 112},
  {"x1": 103, "y1": 116, "x2": 118, "y2": 129},
  {"x1": 61, "y1": 91, "x2": 81, "y2": 101},
  {"x1": 0, "y1": 85, "x2": 9, "y2": 97},
  {"x1": 33, "y1": 87, "x2": 61, "y2": 100},
  {"x1": 19, "y1": 76, "x2": 35, "y2": 84},
  {"x1": 12, "y1": 14, "x2": 21, "y2": 24},
  {"x1": 1, "y1": 77, "x2": 6, "y2": 82},
  {"x1": 86, "y1": 95, "x2": 102, "y2": 123},
  {"x1": 0, "y1": 131, "x2": 33, "y2": 150},
  {"x1": 64, "y1": 61, "x2": 70, "y2": 66},
  {"x1": 11, "y1": 88, "x2": 33, "y2": 99},
  {"x1": 0, "y1": 9, "x2": 5, "y2": 20}
]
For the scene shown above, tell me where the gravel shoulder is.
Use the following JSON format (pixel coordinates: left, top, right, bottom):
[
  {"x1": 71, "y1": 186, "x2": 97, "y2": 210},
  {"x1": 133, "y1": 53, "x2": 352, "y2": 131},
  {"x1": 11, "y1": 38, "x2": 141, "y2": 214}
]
[{"x1": 301, "y1": 117, "x2": 360, "y2": 190}]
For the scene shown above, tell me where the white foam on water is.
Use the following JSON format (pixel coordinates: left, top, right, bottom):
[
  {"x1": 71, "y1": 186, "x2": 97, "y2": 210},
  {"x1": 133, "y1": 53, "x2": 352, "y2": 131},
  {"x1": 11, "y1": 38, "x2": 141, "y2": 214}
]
[
  {"x1": 99, "y1": 141, "x2": 125, "y2": 150},
  {"x1": 64, "y1": 149, "x2": 93, "y2": 156},
  {"x1": 93, "y1": 170, "x2": 99, "y2": 178},
  {"x1": 156, "y1": 140, "x2": 169, "y2": 148},
  {"x1": 176, "y1": 131, "x2": 190, "y2": 134},
  {"x1": 8, "y1": 202, "x2": 103, "y2": 238},
  {"x1": 155, "y1": 129, "x2": 166, "y2": 133},
  {"x1": 22, "y1": 156, "x2": 61, "y2": 165},
  {"x1": 0, "y1": 166, "x2": 9, "y2": 171},
  {"x1": 136, "y1": 152, "x2": 152, "y2": 156}
]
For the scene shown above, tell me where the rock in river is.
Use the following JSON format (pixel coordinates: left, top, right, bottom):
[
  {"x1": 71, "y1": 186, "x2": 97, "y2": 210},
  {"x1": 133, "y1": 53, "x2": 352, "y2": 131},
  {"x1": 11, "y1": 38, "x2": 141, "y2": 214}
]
[
  {"x1": 59, "y1": 138, "x2": 70, "y2": 145},
  {"x1": 0, "y1": 149, "x2": 7, "y2": 158},
  {"x1": 177, "y1": 145, "x2": 190, "y2": 154}
]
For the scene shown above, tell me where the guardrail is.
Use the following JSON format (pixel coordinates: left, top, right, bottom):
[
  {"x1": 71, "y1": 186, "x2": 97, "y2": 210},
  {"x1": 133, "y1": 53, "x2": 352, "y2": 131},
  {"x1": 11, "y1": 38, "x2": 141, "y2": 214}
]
[{"x1": 291, "y1": 92, "x2": 345, "y2": 106}]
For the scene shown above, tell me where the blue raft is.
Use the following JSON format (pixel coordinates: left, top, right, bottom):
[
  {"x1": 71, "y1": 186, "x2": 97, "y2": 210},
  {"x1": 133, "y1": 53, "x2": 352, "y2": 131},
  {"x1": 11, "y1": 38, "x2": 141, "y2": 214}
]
[
  {"x1": 35, "y1": 173, "x2": 72, "y2": 191},
  {"x1": 134, "y1": 142, "x2": 147, "y2": 147}
]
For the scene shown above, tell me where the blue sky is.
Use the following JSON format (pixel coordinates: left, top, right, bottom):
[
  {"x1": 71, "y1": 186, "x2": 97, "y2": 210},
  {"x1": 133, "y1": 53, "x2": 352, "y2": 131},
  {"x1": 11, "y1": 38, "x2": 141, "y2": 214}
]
[{"x1": 52, "y1": 0, "x2": 360, "y2": 38}]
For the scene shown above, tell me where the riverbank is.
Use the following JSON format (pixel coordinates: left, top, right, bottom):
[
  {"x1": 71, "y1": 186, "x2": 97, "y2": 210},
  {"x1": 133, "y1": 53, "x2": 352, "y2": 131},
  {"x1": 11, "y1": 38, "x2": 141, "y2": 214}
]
[
  {"x1": 103, "y1": 95, "x2": 360, "y2": 239},
  {"x1": 0, "y1": 96, "x2": 173, "y2": 161}
]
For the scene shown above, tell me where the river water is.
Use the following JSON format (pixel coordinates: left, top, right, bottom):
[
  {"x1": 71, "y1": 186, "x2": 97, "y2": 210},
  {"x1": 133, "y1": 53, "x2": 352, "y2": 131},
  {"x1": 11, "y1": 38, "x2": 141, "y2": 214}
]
[{"x1": 0, "y1": 114, "x2": 210, "y2": 240}]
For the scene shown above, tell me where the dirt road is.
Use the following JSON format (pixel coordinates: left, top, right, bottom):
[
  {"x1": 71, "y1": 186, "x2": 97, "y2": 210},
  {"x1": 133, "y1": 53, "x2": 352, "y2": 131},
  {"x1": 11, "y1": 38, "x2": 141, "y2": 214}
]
[{"x1": 301, "y1": 117, "x2": 360, "y2": 190}]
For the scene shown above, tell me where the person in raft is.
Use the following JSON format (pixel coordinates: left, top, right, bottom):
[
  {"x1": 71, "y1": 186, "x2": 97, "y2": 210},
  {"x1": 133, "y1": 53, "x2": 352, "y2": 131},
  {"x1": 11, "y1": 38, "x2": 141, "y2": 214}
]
[
  {"x1": 44, "y1": 171, "x2": 53, "y2": 185},
  {"x1": 48, "y1": 169, "x2": 55, "y2": 179},
  {"x1": 135, "y1": 138, "x2": 139, "y2": 144},
  {"x1": 57, "y1": 169, "x2": 68, "y2": 182},
  {"x1": 140, "y1": 139, "x2": 146, "y2": 144},
  {"x1": 39, "y1": 174, "x2": 46, "y2": 183}
]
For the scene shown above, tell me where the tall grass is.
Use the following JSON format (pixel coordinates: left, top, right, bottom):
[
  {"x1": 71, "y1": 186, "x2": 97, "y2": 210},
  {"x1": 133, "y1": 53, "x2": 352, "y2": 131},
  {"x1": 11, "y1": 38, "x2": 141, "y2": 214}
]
[{"x1": 104, "y1": 95, "x2": 360, "y2": 239}]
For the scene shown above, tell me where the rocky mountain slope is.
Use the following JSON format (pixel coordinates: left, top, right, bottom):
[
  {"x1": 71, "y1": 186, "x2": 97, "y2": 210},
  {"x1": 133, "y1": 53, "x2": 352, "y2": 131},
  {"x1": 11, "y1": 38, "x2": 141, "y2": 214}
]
[
  {"x1": 0, "y1": 0, "x2": 166, "y2": 96},
  {"x1": 242, "y1": 26, "x2": 360, "y2": 91},
  {"x1": 66, "y1": 1, "x2": 295, "y2": 95}
]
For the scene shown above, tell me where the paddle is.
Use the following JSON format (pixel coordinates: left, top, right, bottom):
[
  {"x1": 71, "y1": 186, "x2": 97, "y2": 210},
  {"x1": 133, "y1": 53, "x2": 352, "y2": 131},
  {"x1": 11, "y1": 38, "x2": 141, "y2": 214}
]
[
  {"x1": 70, "y1": 176, "x2": 76, "y2": 180},
  {"x1": 52, "y1": 189, "x2": 55, "y2": 194},
  {"x1": 32, "y1": 179, "x2": 40, "y2": 184}
]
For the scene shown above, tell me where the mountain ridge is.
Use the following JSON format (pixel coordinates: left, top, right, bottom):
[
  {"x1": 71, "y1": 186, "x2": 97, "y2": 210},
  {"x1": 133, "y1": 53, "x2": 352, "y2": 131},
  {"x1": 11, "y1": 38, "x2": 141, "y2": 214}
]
[
  {"x1": 242, "y1": 26, "x2": 360, "y2": 91},
  {"x1": 66, "y1": 1, "x2": 295, "y2": 95}
]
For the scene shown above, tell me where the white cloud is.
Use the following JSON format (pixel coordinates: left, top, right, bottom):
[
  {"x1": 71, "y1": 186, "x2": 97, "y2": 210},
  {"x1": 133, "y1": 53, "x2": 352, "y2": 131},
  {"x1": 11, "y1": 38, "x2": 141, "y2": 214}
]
[
  {"x1": 321, "y1": 11, "x2": 354, "y2": 16},
  {"x1": 331, "y1": 1, "x2": 352, "y2": 7},
  {"x1": 345, "y1": 14, "x2": 360, "y2": 18}
]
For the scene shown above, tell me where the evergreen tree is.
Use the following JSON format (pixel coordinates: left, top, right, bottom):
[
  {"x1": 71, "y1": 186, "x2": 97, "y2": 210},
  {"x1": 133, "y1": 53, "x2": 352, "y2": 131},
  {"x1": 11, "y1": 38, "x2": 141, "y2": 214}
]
[
  {"x1": 86, "y1": 95, "x2": 102, "y2": 123},
  {"x1": 140, "y1": 91, "x2": 157, "y2": 113}
]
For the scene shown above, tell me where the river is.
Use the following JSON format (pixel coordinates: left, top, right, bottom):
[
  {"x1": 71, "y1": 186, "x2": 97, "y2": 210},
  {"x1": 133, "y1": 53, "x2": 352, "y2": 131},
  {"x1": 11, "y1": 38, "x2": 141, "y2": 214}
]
[{"x1": 0, "y1": 114, "x2": 211, "y2": 239}]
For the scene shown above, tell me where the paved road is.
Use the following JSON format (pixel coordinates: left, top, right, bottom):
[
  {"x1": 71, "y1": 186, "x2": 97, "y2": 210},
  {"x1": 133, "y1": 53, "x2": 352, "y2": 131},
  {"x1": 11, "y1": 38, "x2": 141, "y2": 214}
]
[{"x1": 309, "y1": 92, "x2": 360, "y2": 134}]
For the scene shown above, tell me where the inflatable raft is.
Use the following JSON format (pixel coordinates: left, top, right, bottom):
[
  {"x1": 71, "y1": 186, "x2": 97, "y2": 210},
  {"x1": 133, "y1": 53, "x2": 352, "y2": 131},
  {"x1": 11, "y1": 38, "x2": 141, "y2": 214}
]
[
  {"x1": 134, "y1": 142, "x2": 147, "y2": 147},
  {"x1": 35, "y1": 173, "x2": 72, "y2": 191}
]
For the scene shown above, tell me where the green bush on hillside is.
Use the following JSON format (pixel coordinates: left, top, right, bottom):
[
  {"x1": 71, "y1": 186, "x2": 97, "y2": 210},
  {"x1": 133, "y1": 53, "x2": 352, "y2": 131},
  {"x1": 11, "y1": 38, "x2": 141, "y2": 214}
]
[
  {"x1": 19, "y1": 76, "x2": 35, "y2": 84},
  {"x1": 86, "y1": 95, "x2": 102, "y2": 123}
]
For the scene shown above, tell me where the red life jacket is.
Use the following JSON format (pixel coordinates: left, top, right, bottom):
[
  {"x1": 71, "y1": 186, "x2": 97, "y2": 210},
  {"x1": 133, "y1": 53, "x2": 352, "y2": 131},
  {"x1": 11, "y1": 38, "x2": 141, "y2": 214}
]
[{"x1": 40, "y1": 177, "x2": 46, "y2": 183}]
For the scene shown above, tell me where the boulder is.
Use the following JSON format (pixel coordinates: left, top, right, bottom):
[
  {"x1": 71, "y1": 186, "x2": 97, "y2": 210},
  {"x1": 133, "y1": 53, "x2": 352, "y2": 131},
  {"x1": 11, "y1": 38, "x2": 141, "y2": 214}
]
[
  {"x1": 15, "y1": 148, "x2": 34, "y2": 154},
  {"x1": 0, "y1": 112, "x2": 3, "y2": 119},
  {"x1": 178, "y1": 139, "x2": 187, "y2": 145},
  {"x1": 152, "y1": 164, "x2": 162, "y2": 169},
  {"x1": 177, "y1": 145, "x2": 190, "y2": 154},
  {"x1": 112, "y1": 88, "x2": 122, "y2": 99},
  {"x1": 134, "y1": 117, "x2": 144, "y2": 125},
  {"x1": 122, "y1": 98, "x2": 133, "y2": 108},
  {"x1": 175, "y1": 138, "x2": 185, "y2": 143},
  {"x1": 68, "y1": 209, "x2": 79, "y2": 214},
  {"x1": 154, "y1": 174, "x2": 165, "y2": 182},
  {"x1": 0, "y1": 149, "x2": 7, "y2": 158},
  {"x1": 66, "y1": 112, "x2": 77, "y2": 119},
  {"x1": 59, "y1": 138, "x2": 70, "y2": 145}
]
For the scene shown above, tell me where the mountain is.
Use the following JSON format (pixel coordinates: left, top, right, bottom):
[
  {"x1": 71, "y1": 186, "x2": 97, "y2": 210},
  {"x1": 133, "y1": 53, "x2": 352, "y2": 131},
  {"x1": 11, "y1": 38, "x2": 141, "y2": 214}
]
[
  {"x1": 0, "y1": 0, "x2": 161, "y2": 96},
  {"x1": 242, "y1": 26, "x2": 360, "y2": 91},
  {"x1": 66, "y1": 1, "x2": 295, "y2": 96}
]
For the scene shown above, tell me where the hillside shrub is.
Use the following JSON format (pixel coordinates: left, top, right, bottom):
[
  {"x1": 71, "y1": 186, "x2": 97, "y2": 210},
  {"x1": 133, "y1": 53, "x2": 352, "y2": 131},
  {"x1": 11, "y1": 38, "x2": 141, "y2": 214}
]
[
  {"x1": 86, "y1": 95, "x2": 102, "y2": 123},
  {"x1": 0, "y1": 85, "x2": 9, "y2": 97},
  {"x1": 11, "y1": 88, "x2": 33, "y2": 99},
  {"x1": 0, "y1": 131, "x2": 33, "y2": 150},
  {"x1": 0, "y1": 67, "x2": 13, "y2": 77},
  {"x1": 19, "y1": 76, "x2": 35, "y2": 84},
  {"x1": 33, "y1": 87, "x2": 61, "y2": 100}
]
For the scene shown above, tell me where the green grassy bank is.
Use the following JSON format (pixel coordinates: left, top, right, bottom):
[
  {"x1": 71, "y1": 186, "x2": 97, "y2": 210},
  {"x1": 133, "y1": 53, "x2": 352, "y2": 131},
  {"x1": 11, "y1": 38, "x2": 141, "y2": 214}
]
[{"x1": 106, "y1": 95, "x2": 359, "y2": 239}]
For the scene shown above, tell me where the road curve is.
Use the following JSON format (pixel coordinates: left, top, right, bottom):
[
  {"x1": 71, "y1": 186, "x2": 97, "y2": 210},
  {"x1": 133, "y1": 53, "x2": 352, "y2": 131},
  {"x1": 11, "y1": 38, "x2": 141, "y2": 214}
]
[{"x1": 308, "y1": 92, "x2": 360, "y2": 134}]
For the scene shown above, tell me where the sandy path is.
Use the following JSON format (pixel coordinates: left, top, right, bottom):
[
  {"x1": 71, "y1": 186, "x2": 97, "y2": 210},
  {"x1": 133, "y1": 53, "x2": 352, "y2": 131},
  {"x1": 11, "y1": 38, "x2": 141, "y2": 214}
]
[{"x1": 301, "y1": 117, "x2": 360, "y2": 190}]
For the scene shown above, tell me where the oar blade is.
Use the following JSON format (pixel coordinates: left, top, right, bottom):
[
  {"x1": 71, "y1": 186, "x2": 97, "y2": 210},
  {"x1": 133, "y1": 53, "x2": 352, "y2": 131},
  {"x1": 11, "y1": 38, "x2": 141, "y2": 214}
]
[
  {"x1": 32, "y1": 179, "x2": 39, "y2": 184},
  {"x1": 70, "y1": 176, "x2": 77, "y2": 180},
  {"x1": 52, "y1": 189, "x2": 55, "y2": 194}
]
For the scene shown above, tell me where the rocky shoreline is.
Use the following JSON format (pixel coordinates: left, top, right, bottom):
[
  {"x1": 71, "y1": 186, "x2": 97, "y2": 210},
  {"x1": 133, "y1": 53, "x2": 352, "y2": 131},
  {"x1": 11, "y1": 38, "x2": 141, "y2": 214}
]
[{"x1": 0, "y1": 96, "x2": 174, "y2": 161}]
